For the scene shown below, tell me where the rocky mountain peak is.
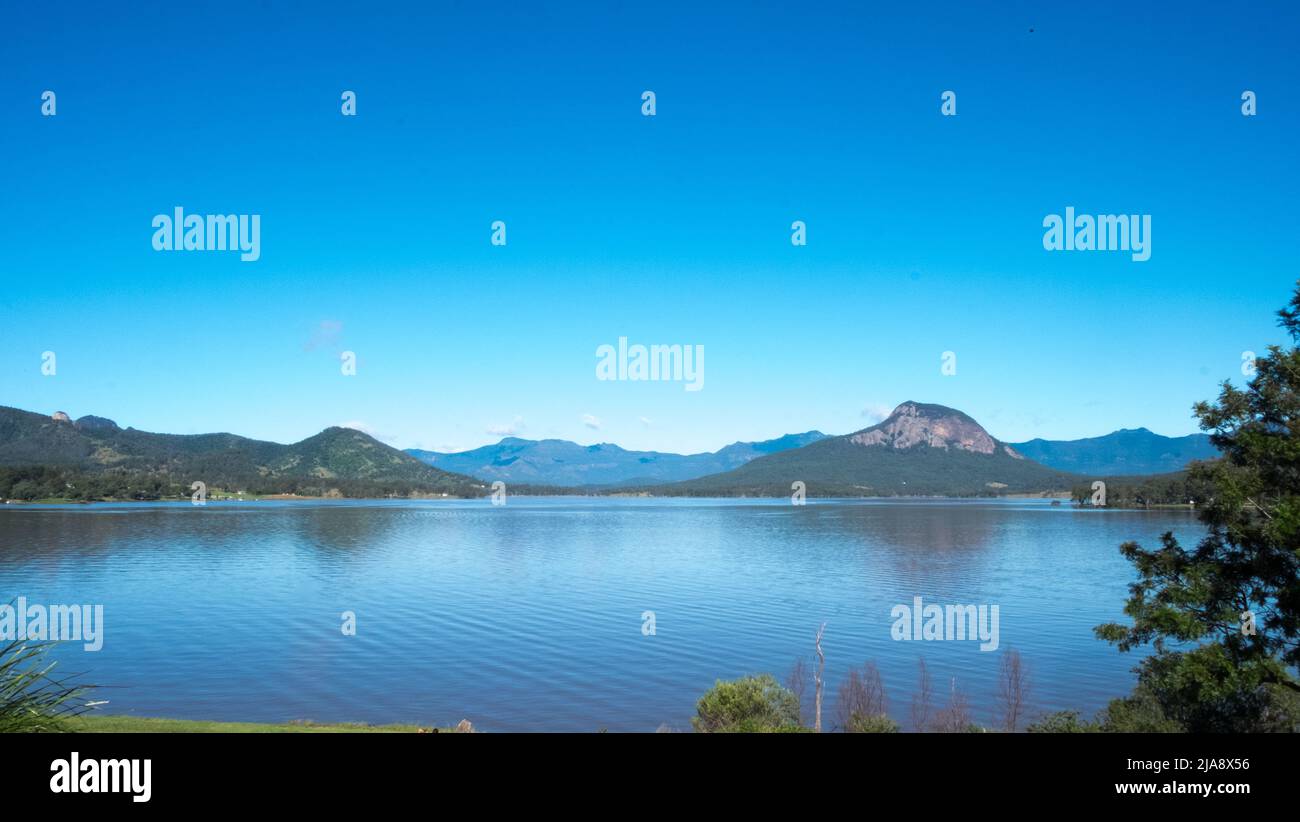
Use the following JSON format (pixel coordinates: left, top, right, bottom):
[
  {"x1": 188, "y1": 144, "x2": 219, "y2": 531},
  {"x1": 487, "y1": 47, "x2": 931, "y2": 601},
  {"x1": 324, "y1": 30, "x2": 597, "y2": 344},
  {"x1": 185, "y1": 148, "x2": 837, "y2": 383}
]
[{"x1": 849, "y1": 401, "x2": 1013, "y2": 456}]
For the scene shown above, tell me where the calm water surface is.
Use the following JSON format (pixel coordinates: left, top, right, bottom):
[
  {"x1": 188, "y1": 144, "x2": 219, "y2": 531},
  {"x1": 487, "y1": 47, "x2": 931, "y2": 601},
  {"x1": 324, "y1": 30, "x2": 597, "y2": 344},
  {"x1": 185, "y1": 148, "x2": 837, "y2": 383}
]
[{"x1": 0, "y1": 497, "x2": 1201, "y2": 731}]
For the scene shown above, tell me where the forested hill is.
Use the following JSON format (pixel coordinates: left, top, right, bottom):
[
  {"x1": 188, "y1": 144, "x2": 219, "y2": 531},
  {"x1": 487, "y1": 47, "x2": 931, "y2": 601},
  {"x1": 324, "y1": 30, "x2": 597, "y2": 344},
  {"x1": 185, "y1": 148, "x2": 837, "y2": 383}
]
[{"x1": 0, "y1": 406, "x2": 486, "y2": 500}]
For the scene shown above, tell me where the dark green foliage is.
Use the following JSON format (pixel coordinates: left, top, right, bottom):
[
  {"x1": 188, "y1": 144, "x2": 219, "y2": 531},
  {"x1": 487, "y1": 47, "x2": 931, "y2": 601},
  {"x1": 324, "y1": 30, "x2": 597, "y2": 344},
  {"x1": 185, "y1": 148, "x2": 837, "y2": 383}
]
[
  {"x1": 692, "y1": 674, "x2": 803, "y2": 733},
  {"x1": 845, "y1": 713, "x2": 900, "y2": 733},
  {"x1": 1096, "y1": 648, "x2": 1300, "y2": 733},
  {"x1": 1095, "y1": 686, "x2": 1185, "y2": 733},
  {"x1": 1096, "y1": 282, "x2": 1300, "y2": 732},
  {"x1": 0, "y1": 465, "x2": 184, "y2": 501},
  {"x1": 1025, "y1": 711, "x2": 1102, "y2": 733},
  {"x1": 1069, "y1": 470, "x2": 1215, "y2": 507}
]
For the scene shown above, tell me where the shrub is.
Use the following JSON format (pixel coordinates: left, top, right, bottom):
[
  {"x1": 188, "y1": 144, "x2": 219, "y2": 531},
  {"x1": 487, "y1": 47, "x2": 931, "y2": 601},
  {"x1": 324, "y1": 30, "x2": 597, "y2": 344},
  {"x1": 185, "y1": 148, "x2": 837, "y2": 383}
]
[
  {"x1": 1026, "y1": 711, "x2": 1102, "y2": 733},
  {"x1": 846, "y1": 713, "x2": 900, "y2": 733},
  {"x1": 693, "y1": 674, "x2": 802, "y2": 733}
]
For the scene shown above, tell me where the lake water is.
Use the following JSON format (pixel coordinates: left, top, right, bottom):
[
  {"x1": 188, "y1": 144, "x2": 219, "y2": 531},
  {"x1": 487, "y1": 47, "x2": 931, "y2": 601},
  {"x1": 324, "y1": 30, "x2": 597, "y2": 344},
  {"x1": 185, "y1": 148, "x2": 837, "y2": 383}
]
[{"x1": 0, "y1": 497, "x2": 1202, "y2": 731}]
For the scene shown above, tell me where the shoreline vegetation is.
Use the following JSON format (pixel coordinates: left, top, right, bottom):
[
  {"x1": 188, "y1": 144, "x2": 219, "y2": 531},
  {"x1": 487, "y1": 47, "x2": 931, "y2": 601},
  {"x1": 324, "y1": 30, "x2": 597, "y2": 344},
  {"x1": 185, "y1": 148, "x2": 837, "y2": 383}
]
[
  {"x1": 1, "y1": 491, "x2": 1196, "y2": 509},
  {"x1": 64, "y1": 716, "x2": 469, "y2": 733},
  {"x1": 0, "y1": 493, "x2": 1194, "y2": 507},
  {"x1": 0, "y1": 469, "x2": 1206, "y2": 509}
]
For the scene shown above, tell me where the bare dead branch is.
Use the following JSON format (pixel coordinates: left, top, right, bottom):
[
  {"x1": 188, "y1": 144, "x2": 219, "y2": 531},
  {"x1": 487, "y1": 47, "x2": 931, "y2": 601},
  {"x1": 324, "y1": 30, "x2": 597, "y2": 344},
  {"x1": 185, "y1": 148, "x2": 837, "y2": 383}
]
[
  {"x1": 996, "y1": 649, "x2": 1030, "y2": 732},
  {"x1": 813, "y1": 622, "x2": 826, "y2": 733},
  {"x1": 910, "y1": 656, "x2": 932, "y2": 732},
  {"x1": 786, "y1": 656, "x2": 808, "y2": 726}
]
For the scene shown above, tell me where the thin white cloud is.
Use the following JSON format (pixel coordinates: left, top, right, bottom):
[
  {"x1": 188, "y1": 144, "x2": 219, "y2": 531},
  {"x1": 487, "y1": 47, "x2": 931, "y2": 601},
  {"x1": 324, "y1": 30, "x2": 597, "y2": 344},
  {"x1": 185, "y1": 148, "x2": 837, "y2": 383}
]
[
  {"x1": 638, "y1": 416, "x2": 653, "y2": 427},
  {"x1": 428, "y1": 443, "x2": 472, "y2": 454},
  {"x1": 486, "y1": 415, "x2": 525, "y2": 437},
  {"x1": 582, "y1": 413, "x2": 602, "y2": 430},
  {"x1": 861, "y1": 403, "x2": 892, "y2": 424}
]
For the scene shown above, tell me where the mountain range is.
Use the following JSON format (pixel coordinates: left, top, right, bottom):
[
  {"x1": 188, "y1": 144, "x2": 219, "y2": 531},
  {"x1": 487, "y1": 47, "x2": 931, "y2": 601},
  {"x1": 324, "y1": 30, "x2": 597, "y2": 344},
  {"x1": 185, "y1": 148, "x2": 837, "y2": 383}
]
[
  {"x1": 0, "y1": 406, "x2": 485, "y2": 498},
  {"x1": 0, "y1": 402, "x2": 1216, "y2": 501},
  {"x1": 408, "y1": 413, "x2": 1215, "y2": 488},
  {"x1": 1007, "y1": 428, "x2": 1216, "y2": 476},
  {"x1": 406, "y1": 431, "x2": 828, "y2": 487}
]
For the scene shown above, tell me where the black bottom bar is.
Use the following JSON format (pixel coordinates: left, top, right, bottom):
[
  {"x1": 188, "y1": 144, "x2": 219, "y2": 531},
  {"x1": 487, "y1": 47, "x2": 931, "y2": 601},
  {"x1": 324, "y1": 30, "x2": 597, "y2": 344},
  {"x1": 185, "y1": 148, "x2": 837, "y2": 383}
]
[{"x1": 2, "y1": 731, "x2": 1284, "y2": 809}]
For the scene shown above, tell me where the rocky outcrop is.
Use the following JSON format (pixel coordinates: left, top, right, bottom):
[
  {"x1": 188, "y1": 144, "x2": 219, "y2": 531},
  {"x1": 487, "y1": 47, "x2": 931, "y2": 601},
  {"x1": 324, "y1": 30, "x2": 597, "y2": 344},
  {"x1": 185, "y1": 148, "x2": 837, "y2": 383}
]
[
  {"x1": 849, "y1": 401, "x2": 1000, "y2": 454},
  {"x1": 74, "y1": 415, "x2": 120, "y2": 432}
]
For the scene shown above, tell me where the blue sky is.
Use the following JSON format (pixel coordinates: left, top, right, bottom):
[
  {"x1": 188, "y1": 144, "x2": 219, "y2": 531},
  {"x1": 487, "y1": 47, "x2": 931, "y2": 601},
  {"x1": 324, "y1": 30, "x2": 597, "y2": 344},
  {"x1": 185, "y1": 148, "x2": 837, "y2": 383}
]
[{"x1": 1, "y1": 1, "x2": 1297, "y2": 454}]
